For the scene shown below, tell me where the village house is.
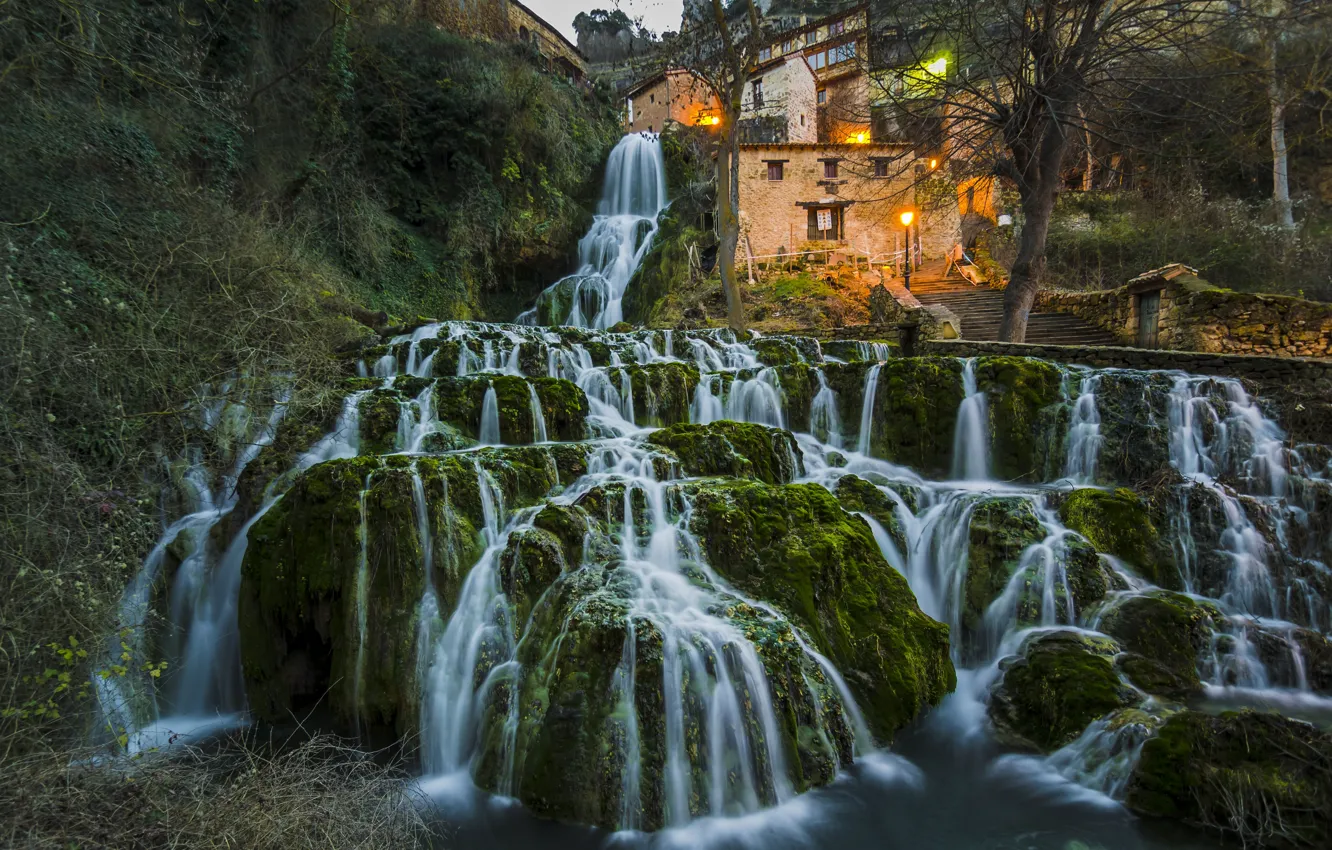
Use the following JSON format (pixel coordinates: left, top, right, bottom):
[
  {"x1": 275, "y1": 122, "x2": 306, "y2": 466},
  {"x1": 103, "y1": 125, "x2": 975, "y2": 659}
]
[
  {"x1": 624, "y1": 70, "x2": 720, "y2": 134},
  {"x1": 426, "y1": 0, "x2": 588, "y2": 82}
]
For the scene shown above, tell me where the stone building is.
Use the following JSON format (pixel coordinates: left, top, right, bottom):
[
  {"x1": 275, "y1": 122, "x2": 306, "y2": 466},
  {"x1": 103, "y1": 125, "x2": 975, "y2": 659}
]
[
  {"x1": 738, "y1": 143, "x2": 959, "y2": 262},
  {"x1": 424, "y1": 0, "x2": 587, "y2": 81},
  {"x1": 739, "y1": 55, "x2": 818, "y2": 143},
  {"x1": 624, "y1": 70, "x2": 721, "y2": 134}
]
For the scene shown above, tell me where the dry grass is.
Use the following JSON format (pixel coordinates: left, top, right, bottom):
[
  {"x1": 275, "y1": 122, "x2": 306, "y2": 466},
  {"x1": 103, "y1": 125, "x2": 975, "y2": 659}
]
[{"x1": 0, "y1": 732, "x2": 437, "y2": 849}]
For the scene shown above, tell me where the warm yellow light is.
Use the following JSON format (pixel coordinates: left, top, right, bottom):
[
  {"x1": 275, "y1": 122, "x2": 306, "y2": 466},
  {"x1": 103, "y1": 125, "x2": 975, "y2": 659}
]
[
  {"x1": 899, "y1": 211, "x2": 914, "y2": 227},
  {"x1": 710, "y1": 116, "x2": 720, "y2": 125},
  {"x1": 927, "y1": 56, "x2": 947, "y2": 75},
  {"x1": 855, "y1": 132, "x2": 866, "y2": 143},
  {"x1": 929, "y1": 158, "x2": 938, "y2": 169}
]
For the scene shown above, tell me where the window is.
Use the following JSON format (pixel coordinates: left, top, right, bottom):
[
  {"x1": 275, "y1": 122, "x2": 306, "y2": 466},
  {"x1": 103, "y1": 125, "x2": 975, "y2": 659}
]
[
  {"x1": 829, "y1": 20, "x2": 845, "y2": 36},
  {"x1": 809, "y1": 51, "x2": 826, "y2": 70},
  {"x1": 627, "y1": 99, "x2": 634, "y2": 123},
  {"x1": 874, "y1": 160, "x2": 890, "y2": 178},
  {"x1": 783, "y1": 39, "x2": 796, "y2": 53},
  {"x1": 649, "y1": 93, "x2": 655, "y2": 104},
  {"x1": 751, "y1": 79, "x2": 764, "y2": 108},
  {"x1": 817, "y1": 89, "x2": 826, "y2": 105},
  {"x1": 800, "y1": 113, "x2": 805, "y2": 126},
  {"x1": 807, "y1": 207, "x2": 842, "y2": 239},
  {"x1": 824, "y1": 160, "x2": 839, "y2": 179},
  {"x1": 829, "y1": 41, "x2": 856, "y2": 65},
  {"x1": 767, "y1": 161, "x2": 784, "y2": 181},
  {"x1": 759, "y1": 47, "x2": 771, "y2": 61}
]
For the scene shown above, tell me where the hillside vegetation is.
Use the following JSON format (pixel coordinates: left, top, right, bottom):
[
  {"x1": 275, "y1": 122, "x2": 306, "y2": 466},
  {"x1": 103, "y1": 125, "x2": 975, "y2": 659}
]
[{"x1": 0, "y1": 1, "x2": 617, "y2": 843}]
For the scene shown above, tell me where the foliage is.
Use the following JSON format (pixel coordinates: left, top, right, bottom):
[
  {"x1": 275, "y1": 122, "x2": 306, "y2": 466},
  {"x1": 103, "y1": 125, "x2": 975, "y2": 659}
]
[{"x1": 1035, "y1": 189, "x2": 1332, "y2": 301}]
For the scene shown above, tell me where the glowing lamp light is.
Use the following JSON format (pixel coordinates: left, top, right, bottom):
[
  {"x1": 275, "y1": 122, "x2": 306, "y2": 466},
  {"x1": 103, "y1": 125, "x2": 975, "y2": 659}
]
[
  {"x1": 710, "y1": 116, "x2": 721, "y2": 125},
  {"x1": 927, "y1": 56, "x2": 948, "y2": 75},
  {"x1": 899, "y1": 210, "x2": 915, "y2": 227},
  {"x1": 929, "y1": 158, "x2": 939, "y2": 169},
  {"x1": 853, "y1": 132, "x2": 867, "y2": 143}
]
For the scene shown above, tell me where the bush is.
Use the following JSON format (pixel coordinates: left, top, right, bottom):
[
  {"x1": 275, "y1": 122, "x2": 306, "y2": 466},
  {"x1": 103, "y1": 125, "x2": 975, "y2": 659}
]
[{"x1": 1032, "y1": 187, "x2": 1332, "y2": 300}]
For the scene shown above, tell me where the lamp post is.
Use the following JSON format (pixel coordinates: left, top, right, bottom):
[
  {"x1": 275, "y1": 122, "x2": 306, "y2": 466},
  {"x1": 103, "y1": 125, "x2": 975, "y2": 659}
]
[{"x1": 899, "y1": 210, "x2": 914, "y2": 291}]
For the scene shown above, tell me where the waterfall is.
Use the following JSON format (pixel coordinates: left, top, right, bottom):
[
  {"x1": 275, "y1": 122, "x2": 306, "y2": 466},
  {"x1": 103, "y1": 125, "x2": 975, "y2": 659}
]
[
  {"x1": 856, "y1": 363, "x2": 883, "y2": 456},
  {"x1": 810, "y1": 368, "x2": 843, "y2": 448},
  {"x1": 952, "y1": 358, "x2": 991, "y2": 480},
  {"x1": 518, "y1": 134, "x2": 668, "y2": 330},
  {"x1": 1063, "y1": 372, "x2": 1102, "y2": 484},
  {"x1": 479, "y1": 382, "x2": 502, "y2": 445},
  {"x1": 527, "y1": 383, "x2": 549, "y2": 443},
  {"x1": 351, "y1": 473, "x2": 375, "y2": 729}
]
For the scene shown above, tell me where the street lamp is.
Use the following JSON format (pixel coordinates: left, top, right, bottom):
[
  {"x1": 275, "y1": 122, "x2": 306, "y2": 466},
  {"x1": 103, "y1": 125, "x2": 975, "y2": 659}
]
[{"x1": 899, "y1": 210, "x2": 914, "y2": 290}]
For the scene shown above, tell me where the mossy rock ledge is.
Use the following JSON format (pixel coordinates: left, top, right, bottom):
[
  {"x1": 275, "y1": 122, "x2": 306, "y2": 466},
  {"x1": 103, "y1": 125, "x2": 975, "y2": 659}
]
[
  {"x1": 1127, "y1": 710, "x2": 1332, "y2": 849},
  {"x1": 1057, "y1": 487, "x2": 1179, "y2": 590},
  {"x1": 685, "y1": 478, "x2": 956, "y2": 741},
  {"x1": 988, "y1": 629, "x2": 1137, "y2": 752},
  {"x1": 645, "y1": 421, "x2": 802, "y2": 485},
  {"x1": 1095, "y1": 591, "x2": 1219, "y2": 698}
]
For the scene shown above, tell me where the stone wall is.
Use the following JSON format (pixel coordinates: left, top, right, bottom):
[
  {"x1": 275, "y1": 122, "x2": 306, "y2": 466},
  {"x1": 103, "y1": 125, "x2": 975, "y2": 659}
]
[
  {"x1": 1036, "y1": 267, "x2": 1332, "y2": 358},
  {"x1": 626, "y1": 71, "x2": 719, "y2": 134}
]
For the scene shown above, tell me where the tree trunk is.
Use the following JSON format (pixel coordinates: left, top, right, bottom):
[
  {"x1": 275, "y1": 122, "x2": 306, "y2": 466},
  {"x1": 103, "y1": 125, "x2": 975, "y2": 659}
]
[
  {"x1": 716, "y1": 125, "x2": 746, "y2": 333},
  {"x1": 1269, "y1": 37, "x2": 1295, "y2": 229},
  {"x1": 998, "y1": 189, "x2": 1056, "y2": 342}
]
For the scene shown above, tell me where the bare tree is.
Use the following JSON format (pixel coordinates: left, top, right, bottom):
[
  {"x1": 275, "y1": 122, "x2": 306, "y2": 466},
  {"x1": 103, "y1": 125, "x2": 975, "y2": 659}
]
[
  {"x1": 865, "y1": 0, "x2": 1226, "y2": 341},
  {"x1": 664, "y1": 0, "x2": 773, "y2": 333}
]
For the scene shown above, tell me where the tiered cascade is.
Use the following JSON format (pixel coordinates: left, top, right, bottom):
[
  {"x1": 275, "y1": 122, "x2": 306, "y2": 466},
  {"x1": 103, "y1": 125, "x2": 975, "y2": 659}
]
[{"x1": 109, "y1": 318, "x2": 1332, "y2": 840}]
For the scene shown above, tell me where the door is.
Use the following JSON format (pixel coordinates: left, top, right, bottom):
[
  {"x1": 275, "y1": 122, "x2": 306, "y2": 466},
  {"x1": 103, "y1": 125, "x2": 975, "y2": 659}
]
[{"x1": 1137, "y1": 290, "x2": 1161, "y2": 348}]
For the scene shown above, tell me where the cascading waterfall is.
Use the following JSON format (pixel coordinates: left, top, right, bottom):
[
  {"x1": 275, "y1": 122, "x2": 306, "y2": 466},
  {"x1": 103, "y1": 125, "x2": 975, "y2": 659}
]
[
  {"x1": 951, "y1": 358, "x2": 990, "y2": 480},
  {"x1": 518, "y1": 134, "x2": 668, "y2": 330},
  {"x1": 1063, "y1": 372, "x2": 1102, "y2": 484},
  {"x1": 125, "y1": 313, "x2": 1332, "y2": 847}
]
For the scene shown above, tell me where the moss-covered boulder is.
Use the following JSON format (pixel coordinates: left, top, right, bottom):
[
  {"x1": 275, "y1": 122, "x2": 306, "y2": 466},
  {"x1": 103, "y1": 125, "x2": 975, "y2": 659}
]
[
  {"x1": 988, "y1": 629, "x2": 1137, "y2": 752},
  {"x1": 1096, "y1": 591, "x2": 1218, "y2": 698},
  {"x1": 831, "y1": 474, "x2": 910, "y2": 563},
  {"x1": 238, "y1": 457, "x2": 427, "y2": 738},
  {"x1": 974, "y1": 356, "x2": 1065, "y2": 482},
  {"x1": 685, "y1": 479, "x2": 955, "y2": 741},
  {"x1": 1249, "y1": 623, "x2": 1332, "y2": 693},
  {"x1": 823, "y1": 358, "x2": 964, "y2": 476},
  {"x1": 1095, "y1": 370, "x2": 1176, "y2": 486},
  {"x1": 646, "y1": 421, "x2": 802, "y2": 485},
  {"x1": 621, "y1": 362, "x2": 700, "y2": 427},
  {"x1": 1127, "y1": 710, "x2": 1332, "y2": 849},
  {"x1": 1058, "y1": 487, "x2": 1178, "y2": 589}
]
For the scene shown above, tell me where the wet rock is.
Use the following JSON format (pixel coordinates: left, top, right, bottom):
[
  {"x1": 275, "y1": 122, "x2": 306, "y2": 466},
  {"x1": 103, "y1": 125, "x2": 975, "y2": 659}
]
[
  {"x1": 1127, "y1": 710, "x2": 1332, "y2": 849},
  {"x1": 622, "y1": 362, "x2": 700, "y2": 427},
  {"x1": 686, "y1": 479, "x2": 956, "y2": 742},
  {"x1": 973, "y1": 356, "x2": 1066, "y2": 482},
  {"x1": 1057, "y1": 487, "x2": 1179, "y2": 589},
  {"x1": 1097, "y1": 591, "x2": 1219, "y2": 698},
  {"x1": 988, "y1": 629, "x2": 1137, "y2": 752},
  {"x1": 645, "y1": 421, "x2": 802, "y2": 484}
]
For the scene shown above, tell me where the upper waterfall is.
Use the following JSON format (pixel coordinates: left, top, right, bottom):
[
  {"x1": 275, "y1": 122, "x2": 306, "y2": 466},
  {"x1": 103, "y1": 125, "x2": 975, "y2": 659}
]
[{"x1": 518, "y1": 133, "x2": 668, "y2": 330}]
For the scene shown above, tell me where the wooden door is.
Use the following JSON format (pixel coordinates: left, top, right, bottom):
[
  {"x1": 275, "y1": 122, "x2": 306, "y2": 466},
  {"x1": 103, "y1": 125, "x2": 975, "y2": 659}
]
[{"x1": 1137, "y1": 290, "x2": 1161, "y2": 348}]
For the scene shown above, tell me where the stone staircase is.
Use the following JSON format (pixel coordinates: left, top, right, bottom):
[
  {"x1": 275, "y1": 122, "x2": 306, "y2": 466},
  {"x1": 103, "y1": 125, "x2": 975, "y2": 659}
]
[{"x1": 905, "y1": 264, "x2": 1121, "y2": 346}]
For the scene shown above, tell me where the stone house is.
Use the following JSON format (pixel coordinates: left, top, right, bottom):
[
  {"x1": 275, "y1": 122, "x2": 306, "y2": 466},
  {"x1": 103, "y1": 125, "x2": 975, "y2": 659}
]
[
  {"x1": 425, "y1": 0, "x2": 587, "y2": 81},
  {"x1": 738, "y1": 143, "x2": 960, "y2": 263},
  {"x1": 624, "y1": 70, "x2": 721, "y2": 134},
  {"x1": 739, "y1": 55, "x2": 818, "y2": 143}
]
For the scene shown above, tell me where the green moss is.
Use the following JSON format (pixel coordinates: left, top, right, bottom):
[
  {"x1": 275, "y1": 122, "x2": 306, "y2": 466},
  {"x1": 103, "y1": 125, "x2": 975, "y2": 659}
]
[
  {"x1": 961, "y1": 497, "x2": 1044, "y2": 648},
  {"x1": 359, "y1": 388, "x2": 406, "y2": 456},
  {"x1": 646, "y1": 421, "x2": 802, "y2": 485},
  {"x1": 239, "y1": 457, "x2": 427, "y2": 736},
  {"x1": 1059, "y1": 487, "x2": 1178, "y2": 589},
  {"x1": 621, "y1": 362, "x2": 700, "y2": 428},
  {"x1": 429, "y1": 375, "x2": 588, "y2": 443},
  {"x1": 832, "y1": 474, "x2": 909, "y2": 559},
  {"x1": 988, "y1": 630, "x2": 1136, "y2": 752},
  {"x1": 824, "y1": 358, "x2": 965, "y2": 477},
  {"x1": 974, "y1": 356, "x2": 1065, "y2": 482},
  {"x1": 1127, "y1": 710, "x2": 1332, "y2": 848},
  {"x1": 685, "y1": 479, "x2": 955, "y2": 742},
  {"x1": 1098, "y1": 591, "x2": 1218, "y2": 697}
]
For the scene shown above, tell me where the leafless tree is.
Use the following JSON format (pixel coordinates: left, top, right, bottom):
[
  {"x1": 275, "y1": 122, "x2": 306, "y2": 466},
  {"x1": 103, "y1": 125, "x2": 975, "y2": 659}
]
[{"x1": 863, "y1": 0, "x2": 1231, "y2": 341}]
